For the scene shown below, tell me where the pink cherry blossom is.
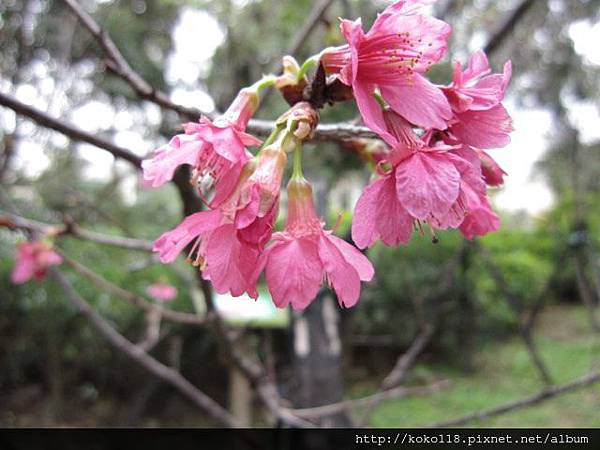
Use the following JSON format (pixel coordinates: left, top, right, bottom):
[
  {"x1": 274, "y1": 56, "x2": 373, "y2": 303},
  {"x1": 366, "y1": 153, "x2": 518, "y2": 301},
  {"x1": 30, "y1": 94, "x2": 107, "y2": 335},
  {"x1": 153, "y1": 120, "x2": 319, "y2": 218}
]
[
  {"x1": 352, "y1": 110, "x2": 499, "y2": 248},
  {"x1": 142, "y1": 89, "x2": 261, "y2": 206},
  {"x1": 11, "y1": 241, "x2": 63, "y2": 284},
  {"x1": 321, "y1": 0, "x2": 452, "y2": 131},
  {"x1": 256, "y1": 178, "x2": 374, "y2": 310},
  {"x1": 443, "y1": 50, "x2": 514, "y2": 149},
  {"x1": 153, "y1": 209, "x2": 262, "y2": 299},
  {"x1": 352, "y1": 173, "x2": 414, "y2": 248},
  {"x1": 233, "y1": 145, "x2": 286, "y2": 247},
  {"x1": 445, "y1": 49, "x2": 512, "y2": 112},
  {"x1": 153, "y1": 143, "x2": 288, "y2": 299},
  {"x1": 146, "y1": 283, "x2": 178, "y2": 302}
]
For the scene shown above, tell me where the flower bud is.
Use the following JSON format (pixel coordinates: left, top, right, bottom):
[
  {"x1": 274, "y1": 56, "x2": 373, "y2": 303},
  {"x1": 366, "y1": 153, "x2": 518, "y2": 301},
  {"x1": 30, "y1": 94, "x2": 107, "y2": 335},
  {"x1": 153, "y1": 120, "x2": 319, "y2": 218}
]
[{"x1": 277, "y1": 101, "x2": 319, "y2": 142}]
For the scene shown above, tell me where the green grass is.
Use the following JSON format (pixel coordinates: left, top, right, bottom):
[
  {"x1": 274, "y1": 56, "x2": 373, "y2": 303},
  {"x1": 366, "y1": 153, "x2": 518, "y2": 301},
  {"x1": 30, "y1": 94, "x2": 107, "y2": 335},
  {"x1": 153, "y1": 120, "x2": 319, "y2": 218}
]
[{"x1": 367, "y1": 305, "x2": 600, "y2": 427}]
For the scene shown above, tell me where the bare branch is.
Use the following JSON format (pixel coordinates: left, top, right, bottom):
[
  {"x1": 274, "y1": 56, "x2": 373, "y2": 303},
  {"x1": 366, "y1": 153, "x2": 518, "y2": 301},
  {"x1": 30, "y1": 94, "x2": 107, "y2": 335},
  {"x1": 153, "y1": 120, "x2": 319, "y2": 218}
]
[
  {"x1": 429, "y1": 371, "x2": 600, "y2": 428},
  {"x1": 476, "y1": 243, "x2": 553, "y2": 385},
  {"x1": 382, "y1": 324, "x2": 435, "y2": 390},
  {"x1": 61, "y1": 0, "x2": 211, "y2": 121},
  {"x1": 357, "y1": 323, "x2": 436, "y2": 426},
  {"x1": 285, "y1": 380, "x2": 450, "y2": 418},
  {"x1": 248, "y1": 119, "x2": 378, "y2": 141},
  {"x1": 1, "y1": 212, "x2": 153, "y2": 251},
  {"x1": 60, "y1": 253, "x2": 212, "y2": 327},
  {"x1": 484, "y1": 0, "x2": 536, "y2": 56},
  {"x1": 1, "y1": 89, "x2": 376, "y2": 153},
  {"x1": 51, "y1": 268, "x2": 240, "y2": 427},
  {"x1": 0, "y1": 92, "x2": 142, "y2": 168},
  {"x1": 287, "y1": 0, "x2": 336, "y2": 59}
]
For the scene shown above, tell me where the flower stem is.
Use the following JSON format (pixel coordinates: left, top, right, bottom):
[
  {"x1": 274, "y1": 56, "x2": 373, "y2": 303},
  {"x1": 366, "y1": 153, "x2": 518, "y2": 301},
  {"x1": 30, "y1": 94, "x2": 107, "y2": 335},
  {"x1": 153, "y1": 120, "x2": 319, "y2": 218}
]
[
  {"x1": 252, "y1": 74, "x2": 278, "y2": 95},
  {"x1": 292, "y1": 140, "x2": 304, "y2": 179},
  {"x1": 259, "y1": 123, "x2": 285, "y2": 152},
  {"x1": 297, "y1": 55, "x2": 319, "y2": 80}
]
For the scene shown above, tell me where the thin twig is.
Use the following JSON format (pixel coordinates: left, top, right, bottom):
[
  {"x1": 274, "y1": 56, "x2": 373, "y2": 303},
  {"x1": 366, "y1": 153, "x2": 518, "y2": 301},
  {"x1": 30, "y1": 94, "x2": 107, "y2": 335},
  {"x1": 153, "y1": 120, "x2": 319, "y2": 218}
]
[
  {"x1": 287, "y1": 0, "x2": 336, "y2": 60},
  {"x1": 429, "y1": 371, "x2": 600, "y2": 428},
  {"x1": 285, "y1": 380, "x2": 450, "y2": 418},
  {"x1": 356, "y1": 247, "x2": 461, "y2": 426},
  {"x1": 1, "y1": 212, "x2": 153, "y2": 251},
  {"x1": 0, "y1": 90, "x2": 377, "y2": 149},
  {"x1": 382, "y1": 324, "x2": 435, "y2": 390},
  {"x1": 60, "y1": 254, "x2": 212, "y2": 326},
  {"x1": 523, "y1": 261, "x2": 562, "y2": 332},
  {"x1": 61, "y1": 0, "x2": 377, "y2": 144},
  {"x1": 484, "y1": 0, "x2": 536, "y2": 55},
  {"x1": 61, "y1": 0, "x2": 211, "y2": 121},
  {"x1": 0, "y1": 92, "x2": 142, "y2": 168},
  {"x1": 357, "y1": 316, "x2": 436, "y2": 426},
  {"x1": 247, "y1": 119, "x2": 378, "y2": 141},
  {"x1": 476, "y1": 243, "x2": 554, "y2": 385},
  {"x1": 52, "y1": 268, "x2": 240, "y2": 427}
]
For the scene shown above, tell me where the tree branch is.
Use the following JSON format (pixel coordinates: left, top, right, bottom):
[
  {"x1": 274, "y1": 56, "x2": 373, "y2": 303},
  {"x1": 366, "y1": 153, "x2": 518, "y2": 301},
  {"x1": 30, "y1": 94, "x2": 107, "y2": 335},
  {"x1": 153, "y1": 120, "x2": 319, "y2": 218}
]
[
  {"x1": 429, "y1": 371, "x2": 600, "y2": 428},
  {"x1": 51, "y1": 268, "x2": 240, "y2": 427},
  {"x1": 287, "y1": 0, "x2": 336, "y2": 59},
  {"x1": 0, "y1": 92, "x2": 142, "y2": 169},
  {"x1": 61, "y1": 0, "x2": 211, "y2": 121},
  {"x1": 1, "y1": 212, "x2": 152, "y2": 251},
  {"x1": 382, "y1": 324, "x2": 435, "y2": 390},
  {"x1": 247, "y1": 119, "x2": 378, "y2": 141},
  {"x1": 285, "y1": 380, "x2": 450, "y2": 418},
  {"x1": 484, "y1": 0, "x2": 536, "y2": 56},
  {"x1": 60, "y1": 253, "x2": 213, "y2": 327},
  {"x1": 476, "y1": 243, "x2": 553, "y2": 385}
]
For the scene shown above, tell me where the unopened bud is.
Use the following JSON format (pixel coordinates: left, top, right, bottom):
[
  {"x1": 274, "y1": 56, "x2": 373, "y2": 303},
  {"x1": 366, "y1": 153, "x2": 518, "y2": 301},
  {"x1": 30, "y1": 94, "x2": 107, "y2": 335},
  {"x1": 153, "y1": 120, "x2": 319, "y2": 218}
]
[
  {"x1": 275, "y1": 56, "x2": 303, "y2": 89},
  {"x1": 277, "y1": 101, "x2": 319, "y2": 142},
  {"x1": 276, "y1": 56, "x2": 308, "y2": 106}
]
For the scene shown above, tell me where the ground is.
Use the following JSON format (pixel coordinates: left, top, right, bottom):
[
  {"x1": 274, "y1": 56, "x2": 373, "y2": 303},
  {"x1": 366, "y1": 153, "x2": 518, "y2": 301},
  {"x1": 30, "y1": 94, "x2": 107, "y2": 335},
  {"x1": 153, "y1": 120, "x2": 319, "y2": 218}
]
[
  {"x1": 1, "y1": 304, "x2": 598, "y2": 427},
  {"x1": 367, "y1": 305, "x2": 600, "y2": 427}
]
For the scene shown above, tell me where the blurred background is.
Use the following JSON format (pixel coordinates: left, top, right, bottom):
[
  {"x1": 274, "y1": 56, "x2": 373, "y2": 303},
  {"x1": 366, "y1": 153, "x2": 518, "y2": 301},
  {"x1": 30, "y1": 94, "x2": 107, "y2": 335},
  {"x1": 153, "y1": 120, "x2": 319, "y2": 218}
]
[{"x1": 1, "y1": 0, "x2": 599, "y2": 427}]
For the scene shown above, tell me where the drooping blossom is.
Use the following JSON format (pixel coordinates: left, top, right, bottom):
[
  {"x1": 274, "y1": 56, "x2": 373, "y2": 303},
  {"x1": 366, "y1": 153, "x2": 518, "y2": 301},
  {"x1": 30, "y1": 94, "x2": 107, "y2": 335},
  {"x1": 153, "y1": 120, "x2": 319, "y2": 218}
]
[
  {"x1": 146, "y1": 283, "x2": 178, "y2": 302},
  {"x1": 11, "y1": 241, "x2": 63, "y2": 284},
  {"x1": 254, "y1": 177, "x2": 374, "y2": 310},
  {"x1": 142, "y1": 88, "x2": 261, "y2": 206},
  {"x1": 320, "y1": 0, "x2": 452, "y2": 134},
  {"x1": 352, "y1": 110, "x2": 500, "y2": 248},
  {"x1": 153, "y1": 140, "x2": 288, "y2": 299},
  {"x1": 475, "y1": 147, "x2": 506, "y2": 186},
  {"x1": 458, "y1": 189, "x2": 500, "y2": 239},
  {"x1": 443, "y1": 50, "x2": 513, "y2": 149}
]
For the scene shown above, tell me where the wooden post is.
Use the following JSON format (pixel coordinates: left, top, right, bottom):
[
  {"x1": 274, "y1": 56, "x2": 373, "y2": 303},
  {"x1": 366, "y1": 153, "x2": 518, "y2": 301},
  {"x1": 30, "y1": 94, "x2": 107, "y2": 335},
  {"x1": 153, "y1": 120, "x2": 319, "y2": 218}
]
[{"x1": 229, "y1": 366, "x2": 252, "y2": 427}]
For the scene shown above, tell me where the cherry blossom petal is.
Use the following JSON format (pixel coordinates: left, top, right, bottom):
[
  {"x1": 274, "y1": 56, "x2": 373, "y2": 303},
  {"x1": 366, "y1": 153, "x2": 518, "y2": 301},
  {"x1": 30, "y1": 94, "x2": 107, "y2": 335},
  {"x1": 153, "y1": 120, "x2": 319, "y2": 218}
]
[
  {"x1": 380, "y1": 74, "x2": 452, "y2": 130},
  {"x1": 318, "y1": 235, "x2": 362, "y2": 307},
  {"x1": 326, "y1": 234, "x2": 374, "y2": 281},
  {"x1": 451, "y1": 104, "x2": 514, "y2": 149},
  {"x1": 265, "y1": 239, "x2": 323, "y2": 309},
  {"x1": 205, "y1": 224, "x2": 260, "y2": 298},
  {"x1": 153, "y1": 210, "x2": 221, "y2": 264},
  {"x1": 395, "y1": 151, "x2": 460, "y2": 220}
]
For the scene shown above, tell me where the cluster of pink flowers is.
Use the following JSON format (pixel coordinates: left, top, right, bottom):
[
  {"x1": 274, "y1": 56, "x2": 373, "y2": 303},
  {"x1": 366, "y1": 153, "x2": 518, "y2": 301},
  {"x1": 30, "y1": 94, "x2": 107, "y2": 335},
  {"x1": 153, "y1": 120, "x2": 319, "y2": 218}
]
[
  {"x1": 142, "y1": 0, "x2": 512, "y2": 310},
  {"x1": 320, "y1": 0, "x2": 511, "y2": 248}
]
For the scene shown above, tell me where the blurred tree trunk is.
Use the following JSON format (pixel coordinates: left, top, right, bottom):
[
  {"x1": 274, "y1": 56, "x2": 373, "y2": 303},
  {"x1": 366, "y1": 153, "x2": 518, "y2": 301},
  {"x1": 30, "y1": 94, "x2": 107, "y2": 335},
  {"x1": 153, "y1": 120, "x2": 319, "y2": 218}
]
[{"x1": 291, "y1": 292, "x2": 351, "y2": 426}]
